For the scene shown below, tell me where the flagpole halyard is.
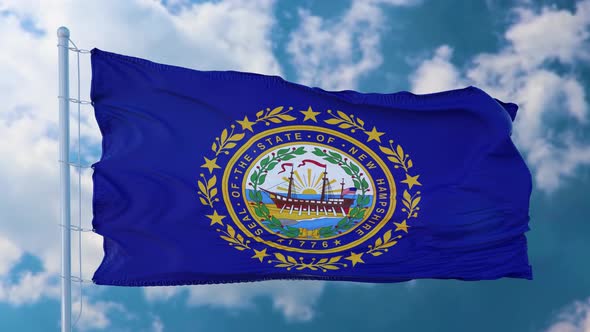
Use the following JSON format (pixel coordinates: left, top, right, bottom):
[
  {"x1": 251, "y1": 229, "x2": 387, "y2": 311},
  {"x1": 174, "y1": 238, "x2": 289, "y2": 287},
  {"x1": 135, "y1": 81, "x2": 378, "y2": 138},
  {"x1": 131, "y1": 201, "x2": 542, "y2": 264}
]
[{"x1": 58, "y1": 26, "x2": 72, "y2": 332}]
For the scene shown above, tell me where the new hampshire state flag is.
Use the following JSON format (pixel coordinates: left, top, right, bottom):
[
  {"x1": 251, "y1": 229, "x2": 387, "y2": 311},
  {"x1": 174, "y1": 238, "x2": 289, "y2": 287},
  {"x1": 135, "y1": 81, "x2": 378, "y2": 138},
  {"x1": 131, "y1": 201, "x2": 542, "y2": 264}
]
[{"x1": 90, "y1": 49, "x2": 532, "y2": 286}]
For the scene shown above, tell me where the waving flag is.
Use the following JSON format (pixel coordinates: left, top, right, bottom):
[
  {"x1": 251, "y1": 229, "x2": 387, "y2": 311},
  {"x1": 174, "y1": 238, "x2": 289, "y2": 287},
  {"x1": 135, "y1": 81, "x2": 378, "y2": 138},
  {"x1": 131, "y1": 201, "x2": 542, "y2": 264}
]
[
  {"x1": 342, "y1": 187, "x2": 358, "y2": 196},
  {"x1": 90, "y1": 49, "x2": 532, "y2": 286}
]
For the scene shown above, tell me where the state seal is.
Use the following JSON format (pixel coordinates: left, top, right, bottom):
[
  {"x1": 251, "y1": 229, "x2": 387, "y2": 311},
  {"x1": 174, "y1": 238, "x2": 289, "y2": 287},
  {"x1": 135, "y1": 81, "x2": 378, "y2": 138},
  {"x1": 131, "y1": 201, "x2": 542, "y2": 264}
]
[{"x1": 198, "y1": 106, "x2": 423, "y2": 271}]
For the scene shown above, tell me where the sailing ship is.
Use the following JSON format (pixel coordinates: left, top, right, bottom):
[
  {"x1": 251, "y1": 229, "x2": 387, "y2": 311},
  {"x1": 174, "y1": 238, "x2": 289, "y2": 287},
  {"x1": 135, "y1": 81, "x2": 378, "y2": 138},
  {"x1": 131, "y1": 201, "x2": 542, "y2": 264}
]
[{"x1": 261, "y1": 165, "x2": 356, "y2": 217}]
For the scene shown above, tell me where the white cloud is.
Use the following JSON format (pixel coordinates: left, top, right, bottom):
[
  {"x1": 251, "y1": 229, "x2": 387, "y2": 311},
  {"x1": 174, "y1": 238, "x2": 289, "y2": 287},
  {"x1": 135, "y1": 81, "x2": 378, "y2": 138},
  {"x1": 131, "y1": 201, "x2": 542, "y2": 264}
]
[
  {"x1": 72, "y1": 298, "x2": 128, "y2": 331},
  {"x1": 288, "y1": 0, "x2": 418, "y2": 90},
  {"x1": 0, "y1": 236, "x2": 21, "y2": 276},
  {"x1": 0, "y1": 271, "x2": 60, "y2": 306},
  {"x1": 544, "y1": 297, "x2": 590, "y2": 332},
  {"x1": 410, "y1": 45, "x2": 464, "y2": 94},
  {"x1": 410, "y1": 0, "x2": 590, "y2": 192},
  {"x1": 145, "y1": 280, "x2": 326, "y2": 322},
  {"x1": 0, "y1": 0, "x2": 342, "y2": 326},
  {"x1": 506, "y1": 4, "x2": 590, "y2": 65},
  {"x1": 0, "y1": 0, "x2": 287, "y2": 326}
]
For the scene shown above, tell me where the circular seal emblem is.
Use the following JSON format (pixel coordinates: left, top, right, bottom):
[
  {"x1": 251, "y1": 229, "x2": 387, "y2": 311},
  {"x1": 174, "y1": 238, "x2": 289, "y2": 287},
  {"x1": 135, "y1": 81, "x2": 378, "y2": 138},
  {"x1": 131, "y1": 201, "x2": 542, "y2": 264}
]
[{"x1": 198, "y1": 106, "x2": 422, "y2": 271}]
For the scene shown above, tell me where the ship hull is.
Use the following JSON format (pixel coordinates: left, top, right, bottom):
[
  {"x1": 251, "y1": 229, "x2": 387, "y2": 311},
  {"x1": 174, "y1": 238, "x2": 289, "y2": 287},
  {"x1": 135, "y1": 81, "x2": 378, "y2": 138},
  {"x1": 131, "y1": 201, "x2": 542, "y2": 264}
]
[{"x1": 265, "y1": 191, "x2": 355, "y2": 217}]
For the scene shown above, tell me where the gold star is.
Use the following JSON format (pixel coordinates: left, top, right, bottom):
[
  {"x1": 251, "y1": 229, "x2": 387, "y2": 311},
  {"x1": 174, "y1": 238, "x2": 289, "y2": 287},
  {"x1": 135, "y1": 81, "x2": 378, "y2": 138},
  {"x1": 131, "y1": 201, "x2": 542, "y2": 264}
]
[
  {"x1": 251, "y1": 248, "x2": 270, "y2": 262},
  {"x1": 333, "y1": 239, "x2": 341, "y2": 246},
  {"x1": 206, "y1": 210, "x2": 226, "y2": 226},
  {"x1": 345, "y1": 252, "x2": 365, "y2": 267},
  {"x1": 364, "y1": 126, "x2": 385, "y2": 143},
  {"x1": 401, "y1": 174, "x2": 422, "y2": 189},
  {"x1": 300, "y1": 106, "x2": 320, "y2": 122},
  {"x1": 237, "y1": 116, "x2": 256, "y2": 132},
  {"x1": 394, "y1": 220, "x2": 409, "y2": 233},
  {"x1": 201, "y1": 157, "x2": 221, "y2": 174}
]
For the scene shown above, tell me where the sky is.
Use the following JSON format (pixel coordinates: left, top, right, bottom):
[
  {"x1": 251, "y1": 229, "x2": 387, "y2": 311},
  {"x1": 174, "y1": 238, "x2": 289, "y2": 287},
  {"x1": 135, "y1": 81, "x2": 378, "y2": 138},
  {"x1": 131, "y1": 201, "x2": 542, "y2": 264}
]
[{"x1": 0, "y1": 0, "x2": 589, "y2": 331}]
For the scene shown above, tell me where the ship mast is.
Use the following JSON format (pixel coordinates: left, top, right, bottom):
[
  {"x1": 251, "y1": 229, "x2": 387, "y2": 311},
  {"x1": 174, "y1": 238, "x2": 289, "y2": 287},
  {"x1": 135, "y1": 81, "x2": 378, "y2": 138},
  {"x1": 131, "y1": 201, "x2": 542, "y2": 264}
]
[
  {"x1": 320, "y1": 167, "x2": 328, "y2": 201},
  {"x1": 340, "y1": 178, "x2": 345, "y2": 198},
  {"x1": 287, "y1": 166, "x2": 294, "y2": 199}
]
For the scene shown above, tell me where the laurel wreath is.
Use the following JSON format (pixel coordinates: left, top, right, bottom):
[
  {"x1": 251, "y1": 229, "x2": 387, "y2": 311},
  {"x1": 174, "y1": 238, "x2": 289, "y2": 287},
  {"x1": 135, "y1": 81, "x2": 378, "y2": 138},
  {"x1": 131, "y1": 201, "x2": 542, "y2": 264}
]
[
  {"x1": 269, "y1": 253, "x2": 347, "y2": 272},
  {"x1": 366, "y1": 229, "x2": 401, "y2": 256},
  {"x1": 217, "y1": 224, "x2": 251, "y2": 251},
  {"x1": 255, "y1": 106, "x2": 297, "y2": 125},
  {"x1": 212, "y1": 124, "x2": 245, "y2": 156},
  {"x1": 197, "y1": 174, "x2": 218, "y2": 208},
  {"x1": 198, "y1": 105, "x2": 423, "y2": 272},
  {"x1": 324, "y1": 109, "x2": 367, "y2": 133}
]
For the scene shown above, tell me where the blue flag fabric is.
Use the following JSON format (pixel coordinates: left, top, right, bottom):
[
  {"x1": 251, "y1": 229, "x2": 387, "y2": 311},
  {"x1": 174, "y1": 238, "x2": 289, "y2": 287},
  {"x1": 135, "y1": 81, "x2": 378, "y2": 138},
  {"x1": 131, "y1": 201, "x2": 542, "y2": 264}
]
[{"x1": 90, "y1": 49, "x2": 532, "y2": 286}]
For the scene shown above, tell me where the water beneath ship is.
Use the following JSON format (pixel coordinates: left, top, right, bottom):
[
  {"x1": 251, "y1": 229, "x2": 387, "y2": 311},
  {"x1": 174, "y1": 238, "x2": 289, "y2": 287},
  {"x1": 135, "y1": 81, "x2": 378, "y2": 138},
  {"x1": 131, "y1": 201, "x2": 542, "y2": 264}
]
[{"x1": 245, "y1": 190, "x2": 372, "y2": 230}]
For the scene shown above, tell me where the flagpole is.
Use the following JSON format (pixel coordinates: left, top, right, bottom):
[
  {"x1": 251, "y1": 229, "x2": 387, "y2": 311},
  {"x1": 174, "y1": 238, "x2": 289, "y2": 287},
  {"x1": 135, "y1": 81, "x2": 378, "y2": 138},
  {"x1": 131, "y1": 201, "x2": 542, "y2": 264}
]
[{"x1": 58, "y1": 26, "x2": 72, "y2": 332}]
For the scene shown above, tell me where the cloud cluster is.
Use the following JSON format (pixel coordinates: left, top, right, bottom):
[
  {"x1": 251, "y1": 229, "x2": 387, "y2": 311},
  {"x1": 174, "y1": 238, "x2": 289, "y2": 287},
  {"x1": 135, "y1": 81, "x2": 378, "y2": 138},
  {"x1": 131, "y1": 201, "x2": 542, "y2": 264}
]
[
  {"x1": 0, "y1": 0, "x2": 287, "y2": 328},
  {"x1": 1, "y1": 0, "x2": 588, "y2": 329},
  {"x1": 544, "y1": 297, "x2": 590, "y2": 332},
  {"x1": 410, "y1": 0, "x2": 590, "y2": 192},
  {"x1": 145, "y1": 280, "x2": 326, "y2": 322},
  {"x1": 288, "y1": 0, "x2": 417, "y2": 90},
  {"x1": 72, "y1": 299, "x2": 129, "y2": 331}
]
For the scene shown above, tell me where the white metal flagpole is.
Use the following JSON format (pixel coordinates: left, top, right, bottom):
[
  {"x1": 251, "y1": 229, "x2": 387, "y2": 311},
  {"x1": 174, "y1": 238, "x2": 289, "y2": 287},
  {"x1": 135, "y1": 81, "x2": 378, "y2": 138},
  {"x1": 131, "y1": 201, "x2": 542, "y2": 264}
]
[{"x1": 58, "y1": 26, "x2": 72, "y2": 332}]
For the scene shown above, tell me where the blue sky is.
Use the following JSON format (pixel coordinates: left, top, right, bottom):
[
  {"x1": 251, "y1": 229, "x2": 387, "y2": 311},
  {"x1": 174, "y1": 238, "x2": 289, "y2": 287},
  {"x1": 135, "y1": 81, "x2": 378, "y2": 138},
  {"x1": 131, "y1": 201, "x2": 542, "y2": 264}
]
[{"x1": 0, "y1": 0, "x2": 589, "y2": 331}]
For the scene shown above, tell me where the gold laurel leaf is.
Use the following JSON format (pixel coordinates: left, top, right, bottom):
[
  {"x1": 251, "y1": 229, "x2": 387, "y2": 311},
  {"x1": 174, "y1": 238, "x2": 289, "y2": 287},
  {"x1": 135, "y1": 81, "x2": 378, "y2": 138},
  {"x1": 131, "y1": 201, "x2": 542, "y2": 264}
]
[
  {"x1": 356, "y1": 118, "x2": 365, "y2": 127},
  {"x1": 269, "y1": 106, "x2": 284, "y2": 116},
  {"x1": 229, "y1": 132, "x2": 245, "y2": 142},
  {"x1": 227, "y1": 224, "x2": 236, "y2": 238},
  {"x1": 287, "y1": 256, "x2": 297, "y2": 264},
  {"x1": 328, "y1": 256, "x2": 342, "y2": 264},
  {"x1": 396, "y1": 145, "x2": 404, "y2": 159},
  {"x1": 224, "y1": 142, "x2": 237, "y2": 150},
  {"x1": 388, "y1": 156, "x2": 402, "y2": 164},
  {"x1": 197, "y1": 181, "x2": 207, "y2": 195},
  {"x1": 275, "y1": 263, "x2": 291, "y2": 268},
  {"x1": 407, "y1": 159, "x2": 413, "y2": 169},
  {"x1": 402, "y1": 200, "x2": 411, "y2": 209},
  {"x1": 325, "y1": 118, "x2": 344, "y2": 125},
  {"x1": 211, "y1": 142, "x2": 217, "y2": 152},
  {"x1": 268, "y1": 117, "x2": 282, "y2": 124},
  {"x1": 371, "y1": 251, "x2": 384, "y2": 256},
  {"x1": 379, "y1": 146, "x2": 395, "y2": 156},
  {"x1": 274, "y1": 253, "x2": 287, "y2": 263},
  {"x1": 375, "y1": 237, "x2": 383, "y2": 247},
  {"x1": 411, "y1": 196, "x2": 421, "y2": 209},
  {"x1": 220, "y1": 236, "x2": 236, "y2": 244},
  {"x1": 207, "y1": 175, "x2": 217, "y2": 189},
  {"x1": 338, "y1": 123, "x2": 353, "y2": 129},
  {"x1": 383, "y1": 230, "x2": 392, "y2": 243},
  {"x1": 403, "y1": 190, "x2": 411, "y2": 202},
  {"x1": 236, "y1": 233, "x2": 244, "y2": 243},
  {"x1": 278, "y1": 114, "x2": 296, "y2": 121},
  {"x1": 336, "y1": 110, "x2": 352, "y2": 123},
  {"x1": 322, "y1": 265, "x2": 340, "y2": 270},
  {"x1": 379, "y1": 241, "x2": 398, "y2": 249},
  {"x1": 317, "y1": 258, "x2": 329, "y2": 264},
  {"x1": 199, "y1": 197, "x2": 208, "y2": 206},
  {"x1": 256, "y1": 110, "x2": 264, "y2": 118},
  {"x1": 235, "y1": 247, "x2": 246, "y2": 251},
  {"x1": 210, "y1": 188, "x2": 218, "y2": 198},
  {"x1": 220, "y1": 129, "x2": 228, "y2": 144}
]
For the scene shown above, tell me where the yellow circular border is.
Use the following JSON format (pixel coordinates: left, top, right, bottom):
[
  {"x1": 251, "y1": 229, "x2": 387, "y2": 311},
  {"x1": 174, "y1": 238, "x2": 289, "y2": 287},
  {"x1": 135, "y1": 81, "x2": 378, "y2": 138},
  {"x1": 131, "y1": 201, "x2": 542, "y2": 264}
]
[{"x1": 221, "y1": 125, "x2": 396, "y2": 254}]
